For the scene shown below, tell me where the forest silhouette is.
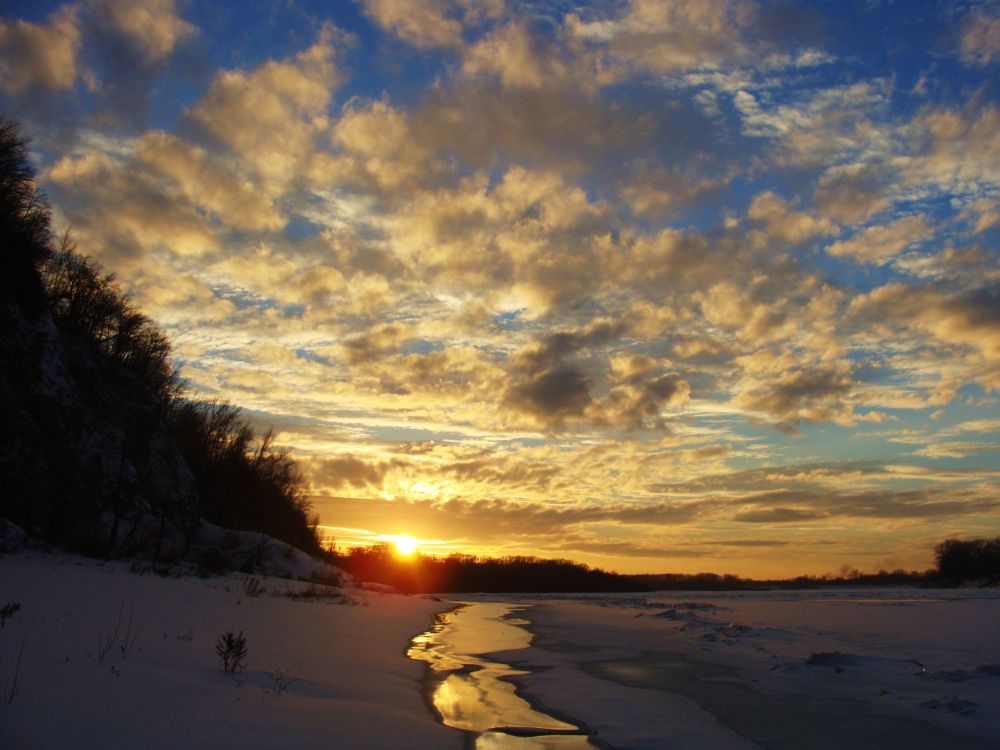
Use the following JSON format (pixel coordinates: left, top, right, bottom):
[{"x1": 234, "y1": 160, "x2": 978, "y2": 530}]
[{"x1": 0, "y1": 116, "x2": 320, "y2": 561}]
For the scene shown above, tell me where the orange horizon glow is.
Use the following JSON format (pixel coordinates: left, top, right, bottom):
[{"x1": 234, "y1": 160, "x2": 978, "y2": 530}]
[{"x1": 314, "y1": 519, "x2": 939, "y2": 580}]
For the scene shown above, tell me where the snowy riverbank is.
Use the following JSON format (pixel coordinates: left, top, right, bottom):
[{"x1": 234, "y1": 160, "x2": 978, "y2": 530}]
[
  {"x1": 5, "y1": 553, "x2": 1000, "y2": 749},
  {"x1": 484, "y1": 590, "x2": 1000, "y2": 749},
  {"x1": 0, "y1": 552, "x2": 458, "y2": 749}
]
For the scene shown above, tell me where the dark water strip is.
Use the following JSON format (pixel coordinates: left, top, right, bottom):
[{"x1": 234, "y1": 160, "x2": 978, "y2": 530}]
[{"x1": 584, "y1": 653, "x2": 994, "y2": 750}]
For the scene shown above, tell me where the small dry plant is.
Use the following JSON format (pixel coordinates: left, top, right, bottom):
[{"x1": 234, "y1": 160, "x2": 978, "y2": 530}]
[
  {"x1": 242, "y1": 576, "x2": 266, "y2": 598},
  {"x1": 0, "y1": 602, "x2": 20, "y2": 628},
  {"x1": 215, "y1": 630, "x2": 247, "y2": 673},
  {"x1": 97, "y1": 603, "x2": 140, "y2": 664},
  {"x1": 2, "y1": 639, "x2": 25, "y2": 705},
  {"x1": 262, "y1": 669, "x2": 297, "y2": 698}
]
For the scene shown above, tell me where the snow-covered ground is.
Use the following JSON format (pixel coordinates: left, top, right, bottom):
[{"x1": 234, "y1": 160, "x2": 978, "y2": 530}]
[
  {"x1": 4, "y1": 553, "x2": 1000, "y2": 750},
  {"x1": 0, "y1": 552, "x2": 458, "y2": 749},
  {"x1": 481, "y1": 590, "x2": 1000, "y2": 749}
]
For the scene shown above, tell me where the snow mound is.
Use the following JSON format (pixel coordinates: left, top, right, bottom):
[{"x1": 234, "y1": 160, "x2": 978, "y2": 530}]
[
  {"x1": 190, "y1": 522, "x2": 349, "y2": 585},
  {"x1": 0, "y1": 518, "x2": 28, "y2": 552}
]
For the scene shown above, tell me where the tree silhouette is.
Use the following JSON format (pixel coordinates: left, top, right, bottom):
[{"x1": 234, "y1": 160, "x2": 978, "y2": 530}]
[
  {"x1": 0, "y1": 116, "x2": 51, "y2": 316},
  {"x1": 0, "y1": 116, "x2": 320, "y2": 564},
  {"x1": 168, "y1": 400, "x2": 320, "y2": 555},
  {"x1": 935, "y1": 537, "x2": 1000, "y2": 583}
]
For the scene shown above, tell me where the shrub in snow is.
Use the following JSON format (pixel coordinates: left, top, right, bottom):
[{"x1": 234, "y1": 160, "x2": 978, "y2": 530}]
[
  {"x1": 1, "y1": 602, "x2": 20, "y2": 627},
  {"x1": 216, "y1": 630, "x2": 247, "y2": 673},
  {"x1": 96, "y1": 602, "x2": 140, "y2": 664},
  {"x1": 263, "y1": 669, "x2": 296, "y2": 697},
  {"x1": 242, "y1": 576, "x2": 266, "y2": 598}
]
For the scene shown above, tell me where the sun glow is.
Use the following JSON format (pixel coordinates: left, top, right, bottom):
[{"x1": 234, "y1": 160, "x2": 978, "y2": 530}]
[{"x1": 392, "y1": 535, "x2": 419, "y2": 556}]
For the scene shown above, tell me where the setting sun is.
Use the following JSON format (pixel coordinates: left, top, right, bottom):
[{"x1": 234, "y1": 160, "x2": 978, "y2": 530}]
[{"x1": 393, "y1": 535, "x2": 419, "y2": 556}]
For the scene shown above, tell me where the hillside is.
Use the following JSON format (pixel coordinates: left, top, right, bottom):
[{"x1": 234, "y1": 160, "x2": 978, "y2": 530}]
[{"x1": 0, "y1": 117, "x2": 334, "y2": 581}]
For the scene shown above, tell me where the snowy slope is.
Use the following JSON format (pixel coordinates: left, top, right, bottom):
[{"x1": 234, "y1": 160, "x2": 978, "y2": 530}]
[{"x1": 0, "y1": 552, "x2": 458, "y2": 749}]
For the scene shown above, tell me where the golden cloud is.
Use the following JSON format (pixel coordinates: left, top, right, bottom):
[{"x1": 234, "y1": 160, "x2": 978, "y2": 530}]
[{"x1": 0, "y1": 6, "x2": 81, "y2": 94}]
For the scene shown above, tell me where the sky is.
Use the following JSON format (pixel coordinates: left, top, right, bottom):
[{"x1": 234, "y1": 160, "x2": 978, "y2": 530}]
[{"x1": 2, "y1": 0, "x2": 999, "y2": 577}]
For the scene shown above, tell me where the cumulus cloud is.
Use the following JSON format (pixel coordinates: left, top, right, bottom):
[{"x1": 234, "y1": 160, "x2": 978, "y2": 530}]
[
  {"x1": 734, "y1": 79, "x2": 892, "y2": 165},
  {"x1": 697, "y1": 281, "x2": 797, "y2": 344},
  {"x1": 939, "y1": 417, "x2": 1000, "y2": 437},
  {"x1": 748, "y1": 191, "x2": 835, "y2": 247},
  {"x1": 826, "y1": 215, "x2": 932, "y2": 265},
  {"x1": 411, "y1": 76, "x2": 658, "y2": 174},
  {"x1": 852, "y1": 283, "x2": 1000, "y2": 363},
  {"x1": 89, "y1": 0, "x2": 194, "y2": 63},
  {"x1": 813, "y1": 163, "x2": 891, "y2": 224},
  {"x1": 311, "y1": 455, "x2": 390, "y2": 490},
  {"x1": 340, "y1": 323, "x2": 410, "y2": 365},
  {"x1": 510, "y1": 319, "x2": 627, "y2": 372},
  {"x1": 620, "y1": 159, "x2": 730, "y2": 219},
  {"x1": 732, "y1": 350, "x2": 854, "y2": 427},
  {"x1": 961, "y1": 196, "x2": 1000, "y2": 235},
  {"x1": 189, "y1": 27, "x2": 343, "y2": 192},
  {"x1": 331, "y1": 99, "x2": 437, "y2": 192},
  {"x1": 203, "y1": 246, "x2": 349, "y2": 313},
  {"x1": 904, "y1": 105, "x2": 1000, "y2": 195},
  {"x1": 605, "y1": 366, "x2": 691, "y2": 429},
  {"x1": 142, "y1": 276, "x2": 236, "y2": 325},
  {"x1": 893, "y1": 245, "x2": 998, "y2": 286},
  {"x1": 0, "y1": 6, "x2": 81, "y2": 94},
  {"x1": 498, "y1": 319, "x2": 696, "y2": 431},
  {"x1": 959, "y1": 8, "x2": 1000, "y2": 67},
  {"x1": 358, "y1": 0, "x2": 474, "y2": 48},
  {"x1": 135, "y1": 131, "x2": 285, "y2": 232},
  {"x1": 462, "y1": 21, "x2": 569, "y2": 89},
  {"x1": 46, "y1": 147, "x2": 222, "y2": 263},
  {"x1": 438, "y1": 453, "x2": 560, "y2": 491},
  {"x1": 501, "y1": 319, "x2": 624, "y2": 429},
  {"x1": 380, "y1": 165, "x2": 611, "y2": 312},
  {"x1": 504, "y1": 366, "x2": 593, "y2": 427},
  {"x1": 619, "y1": 227, "x2": 747, "y2": 297},
  {"x1": 568, "y1": 0, "x2": 761, "y2": 75},
  {"x1": 847, "y1": 282, "x2": 1000, "y2": 396}
]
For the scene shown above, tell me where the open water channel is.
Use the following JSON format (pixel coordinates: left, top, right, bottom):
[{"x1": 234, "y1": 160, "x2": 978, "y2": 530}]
[{"x1": 407, "y1": 602, "x2": 602, "y2": 750}]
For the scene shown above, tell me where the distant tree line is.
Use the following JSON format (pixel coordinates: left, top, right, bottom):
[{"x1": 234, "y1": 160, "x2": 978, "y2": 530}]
[
  {"x1": 0, "y1": 116, "x2": 321, "y2": 558},
  {"x1": 337, "y1": 545, "x2": 643, "y2": 594},
  {"x1": 934, "y1": 537, "x2": 1000, "y2": 584},
  {"x1": 332, "y1": 546, "x2": 930, "y2": 594},
  {"x1": 335, "y1": 540, "x2": 999, "y2": 594}
]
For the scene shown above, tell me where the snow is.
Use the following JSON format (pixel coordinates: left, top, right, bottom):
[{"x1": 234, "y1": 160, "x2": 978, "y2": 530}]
[
  {"x1": 3, "y1": 555, "x2": 1000, "y2": 749},
  {"x1": 0, "y1": 552, "x2": 458, "y2": 749},
  {"x1": 479, "y1": 590, "x2": 1000, "y2": 749}
]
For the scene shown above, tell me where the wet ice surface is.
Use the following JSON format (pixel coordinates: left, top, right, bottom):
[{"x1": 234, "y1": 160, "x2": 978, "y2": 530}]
[
  {"x1": 588, "y1": 654, "x2": 990, "y2": 749},
  {"x1": 408, "y1": 602, "x2": 600, "y2": 749},
  {"x1": 454, "y1": 589, "x2": 1000, "y2": 750}
]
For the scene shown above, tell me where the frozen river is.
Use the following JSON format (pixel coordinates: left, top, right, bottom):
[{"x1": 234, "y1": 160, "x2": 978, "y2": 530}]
[
  {"x1": 408, "y1": 601, "x2": 602, "y2": 749},
  {"x1": 409, "y1": 590, "x2": 1000, "y2": 749}
]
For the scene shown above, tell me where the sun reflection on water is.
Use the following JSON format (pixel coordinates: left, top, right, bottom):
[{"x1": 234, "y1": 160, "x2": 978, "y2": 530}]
[{"x1": 408, "y1": 603, "x2": 599, "y2": 749}]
